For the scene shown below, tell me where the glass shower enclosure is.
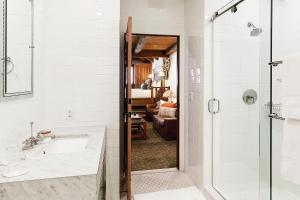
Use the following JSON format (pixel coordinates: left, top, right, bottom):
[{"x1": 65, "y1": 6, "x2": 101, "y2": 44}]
[{"x1": 210, "y1": 0, "x2": 300, "y2": 199}]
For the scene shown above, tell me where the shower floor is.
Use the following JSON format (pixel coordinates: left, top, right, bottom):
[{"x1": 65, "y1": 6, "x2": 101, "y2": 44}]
[
  {"x1": 224, "y1": 187, "x2": 300, "y2": 200},
  {"x1": 213, "y1": 162, "x2": 300, "y2": 200}
]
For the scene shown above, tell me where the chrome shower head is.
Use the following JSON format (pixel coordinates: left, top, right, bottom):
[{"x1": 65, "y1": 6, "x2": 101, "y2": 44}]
[{"x1": 247, "y1": 22, "x2": 263, "y2": 37}]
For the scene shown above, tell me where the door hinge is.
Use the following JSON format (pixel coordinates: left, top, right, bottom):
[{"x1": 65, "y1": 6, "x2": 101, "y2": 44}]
[
  {"x1": 268, "y1": 113, "x2": 285, "y2": 121},
  {"x1": 124, "y1": 112, "x2": 132, "y2": 118}
]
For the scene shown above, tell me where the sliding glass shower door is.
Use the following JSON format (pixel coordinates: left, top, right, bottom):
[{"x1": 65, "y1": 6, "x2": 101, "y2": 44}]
[
  {"x1": 212, "y1": 1, "x2": 261, "y2": 199},
  {"x1": 211, "y1": 0, "x2": 271, "y2": 199},
  {"x1": 211, "y1": 0, "x2": 300, "y2": 200}
]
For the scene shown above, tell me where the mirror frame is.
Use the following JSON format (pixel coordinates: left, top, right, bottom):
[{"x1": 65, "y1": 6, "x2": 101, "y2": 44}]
[{"x1": 0, "y1": 0, "x2": 34, "y2": 101}]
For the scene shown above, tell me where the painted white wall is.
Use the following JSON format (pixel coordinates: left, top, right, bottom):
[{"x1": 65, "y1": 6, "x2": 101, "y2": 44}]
[
  {"x1": 0, "y1": 0, "x2": 45, "y2": 153},
  {"x1": 120, "y1": 0, "x2": 186, "y2": 170}
]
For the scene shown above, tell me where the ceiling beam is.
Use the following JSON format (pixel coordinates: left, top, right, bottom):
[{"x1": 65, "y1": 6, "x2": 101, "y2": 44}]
[
  {"x1": 166, "y1": 44, "x2": 177, "y2": 55},
  {"x1": 134, "y1": 36, "x2": 148, "y2": 54},
  {"x1": 133, "y1": 50, "x2": 169, "y2": 58}
]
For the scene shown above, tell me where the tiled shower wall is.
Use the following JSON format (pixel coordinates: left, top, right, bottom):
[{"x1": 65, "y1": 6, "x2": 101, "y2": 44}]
[{"x1": 271, "y1": 0, "x2": 300, "y2": 197}]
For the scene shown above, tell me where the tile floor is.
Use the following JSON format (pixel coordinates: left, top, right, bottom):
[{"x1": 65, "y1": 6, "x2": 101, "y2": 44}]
[
  {"x1": 121, "y1": 170, "x2": 201, "y2": 200},
  {"x1": 134, "y1": 187, "x2": 206, "y2": 200}
]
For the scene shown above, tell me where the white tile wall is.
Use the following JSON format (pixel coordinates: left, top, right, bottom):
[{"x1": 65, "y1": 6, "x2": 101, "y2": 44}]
[
  {"x1": 42, "y1": 1, "x2": 120, "y2": 199},
  {"x1": 1, "y1": 0, "x2": 120, "y2": 200}
]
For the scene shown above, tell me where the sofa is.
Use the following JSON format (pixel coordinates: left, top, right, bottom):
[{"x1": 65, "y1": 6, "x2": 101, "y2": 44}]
[
  {"x1": 153, "y1": 115, "x2": 178, "y2": 140},
  {"x1": 145, "y1": 103, "x2": 159, "y2": 121}
]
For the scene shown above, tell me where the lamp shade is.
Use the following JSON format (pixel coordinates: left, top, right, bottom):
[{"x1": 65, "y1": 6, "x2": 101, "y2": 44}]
[
  {"x1": 148, "y1": 74, "x2": 153, "y2": 79},
  {"x1": 163, "y1": 90, "x2": 175, "y2": 98}
]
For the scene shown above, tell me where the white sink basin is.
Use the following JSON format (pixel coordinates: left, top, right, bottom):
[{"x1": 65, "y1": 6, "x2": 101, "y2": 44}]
[
  {"x1": 46, "y1": 136, "x2": 89, "y2": 154},
  {"x1": 25, "y1": 134, "x2": 89, "y2": 159}
]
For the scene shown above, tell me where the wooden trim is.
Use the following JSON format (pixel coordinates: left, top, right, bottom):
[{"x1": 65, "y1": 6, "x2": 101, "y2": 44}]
[
  {"x1": 166, "y1": 44, "x2": 177, "y2": 55},
  {"x1": 133, "y1": 50, "x2": 169, "y2": 58},
  {"x1": 131, "y1": 98, "x2": 153, "y2": 107},
  {"x1": 176, "y1": 35, "x2": 180, "y2": 169},
  {"x1": 126, "y1": 16, "x2": 132, "y2": 200},
  {"x1": 134, "y1": 36, "x2": 148, "y2": 54}
]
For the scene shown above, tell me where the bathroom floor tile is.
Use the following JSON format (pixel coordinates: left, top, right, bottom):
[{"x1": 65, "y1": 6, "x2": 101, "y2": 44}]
[{"x1": 133, "y1": 187, "x2": 206, "y2": 200}]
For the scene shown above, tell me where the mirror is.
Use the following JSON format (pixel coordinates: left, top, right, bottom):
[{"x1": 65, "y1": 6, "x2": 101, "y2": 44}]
[{"x1": 1, "y1": 0, "x2": 34, "y2": 100}]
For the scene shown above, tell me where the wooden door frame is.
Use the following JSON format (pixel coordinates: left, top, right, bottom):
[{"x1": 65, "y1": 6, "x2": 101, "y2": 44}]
[{"x1": 120, "y1": 31, "x2": 181, "y2": 198}]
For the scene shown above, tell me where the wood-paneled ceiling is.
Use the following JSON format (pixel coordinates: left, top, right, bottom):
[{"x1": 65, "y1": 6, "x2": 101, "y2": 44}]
[{"x1": 132, "y1": 35, "x2": 177, "y2": 63}]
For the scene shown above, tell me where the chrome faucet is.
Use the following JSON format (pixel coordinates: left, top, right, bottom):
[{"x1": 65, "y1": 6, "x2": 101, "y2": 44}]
[{"x1": 22, "y1": 122, "x2": 40, "y2": 151}]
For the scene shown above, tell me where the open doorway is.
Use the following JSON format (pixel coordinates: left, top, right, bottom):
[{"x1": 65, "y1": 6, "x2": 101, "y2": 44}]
[{"x1": 130, "y1": 34, "x2": 180, "y2": 171}]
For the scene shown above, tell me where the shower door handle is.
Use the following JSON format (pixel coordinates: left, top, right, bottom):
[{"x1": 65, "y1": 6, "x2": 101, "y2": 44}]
[
  {"x1": 214, "y1": 98, "x2": 220, "y2": 114},
  {"x1": 208, "y1": 99, "x2": 214, "y2": 114}
]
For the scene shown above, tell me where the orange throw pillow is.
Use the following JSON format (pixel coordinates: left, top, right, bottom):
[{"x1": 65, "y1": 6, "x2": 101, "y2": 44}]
[{"x1": 161, "y1": 102, "x2": 177, "y2": 108}]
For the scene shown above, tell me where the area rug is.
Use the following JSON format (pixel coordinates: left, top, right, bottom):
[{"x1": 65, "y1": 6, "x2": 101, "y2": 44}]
[
  {"x1": 134, "y1": 187, "x2": 206, "y2": 200},
  {"x1": 132, "y1": 122, "x2": 176, "y2": 171}
]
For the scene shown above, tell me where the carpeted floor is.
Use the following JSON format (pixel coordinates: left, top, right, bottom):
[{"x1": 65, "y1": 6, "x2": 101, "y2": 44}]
[{"x1": 132, "y1": 122, "x2": 177, "y2": 171}]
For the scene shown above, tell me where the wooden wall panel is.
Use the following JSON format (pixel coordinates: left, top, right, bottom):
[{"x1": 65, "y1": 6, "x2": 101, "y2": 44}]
[{"x1": 134, "y1": 63, "x2": 152, "y2": 88}]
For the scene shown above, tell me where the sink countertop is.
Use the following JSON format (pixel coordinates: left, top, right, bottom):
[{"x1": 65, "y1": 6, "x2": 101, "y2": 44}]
[{"x1": 0, "y1": 126, "x2": 106, "y2": 184}]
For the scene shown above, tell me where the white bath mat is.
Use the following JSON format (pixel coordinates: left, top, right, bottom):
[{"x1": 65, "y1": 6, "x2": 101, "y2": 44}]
[{"x1": 134, "y1": 187, "x2": 206, "y2": 200}]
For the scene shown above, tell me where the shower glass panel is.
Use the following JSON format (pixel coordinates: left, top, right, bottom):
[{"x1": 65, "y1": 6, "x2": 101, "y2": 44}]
[
  {"x1": 212, "y1": 0, "x2": 261, "y2": 199},
  {"x1": 271, "y1": 0, "x2": 300, "y2": 199}
]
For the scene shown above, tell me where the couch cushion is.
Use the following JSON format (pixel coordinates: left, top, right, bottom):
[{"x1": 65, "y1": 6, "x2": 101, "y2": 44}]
[
  {"x1": 153, "y1": 115, "x2": 165, "y2": 127},
  {"x1": 158, "y1": 107, "x2": 176, "y2": 118},
  {"x1": 161, "y1": 102, "x2": 177, "y2": 108}
]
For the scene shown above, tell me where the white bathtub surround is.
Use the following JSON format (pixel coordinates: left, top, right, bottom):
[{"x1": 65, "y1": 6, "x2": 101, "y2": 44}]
[
  {"x1": 0, "y1": 126, "x2": 106, "y2": 200},
  {"x1": 134, "y1": 187, "x2": 206, "y2": 200}
]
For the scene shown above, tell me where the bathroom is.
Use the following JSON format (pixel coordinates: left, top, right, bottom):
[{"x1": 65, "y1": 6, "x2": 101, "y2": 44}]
[{"x1": 0, "y1": 0, "x2": 300, "y2": 200}]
